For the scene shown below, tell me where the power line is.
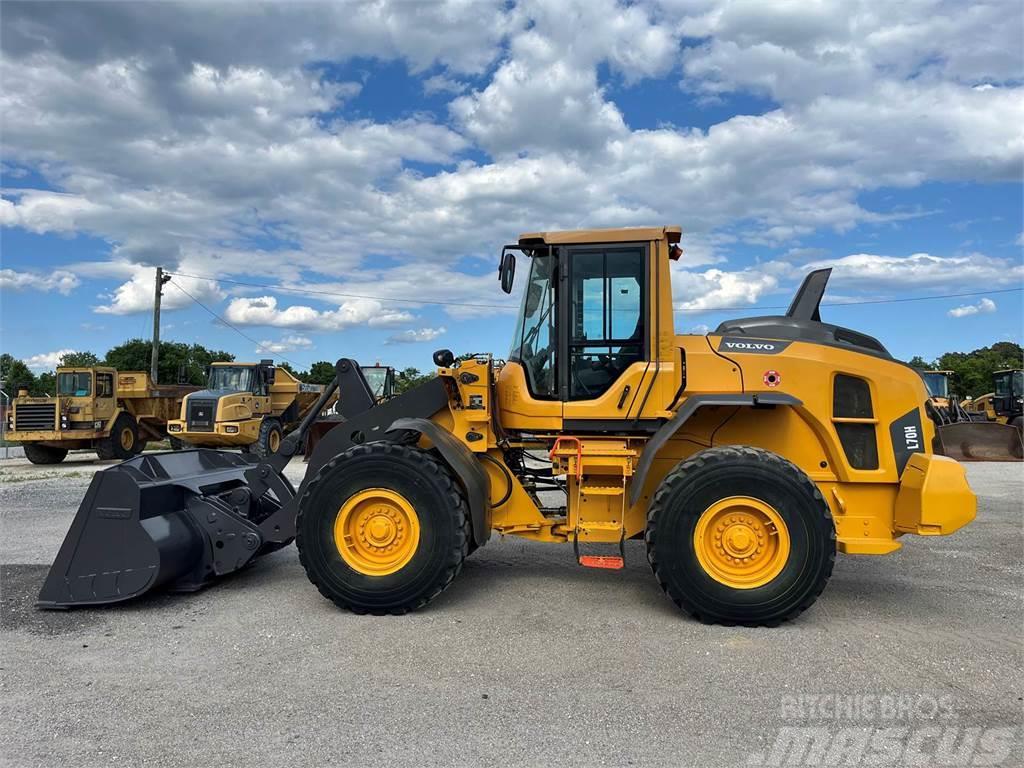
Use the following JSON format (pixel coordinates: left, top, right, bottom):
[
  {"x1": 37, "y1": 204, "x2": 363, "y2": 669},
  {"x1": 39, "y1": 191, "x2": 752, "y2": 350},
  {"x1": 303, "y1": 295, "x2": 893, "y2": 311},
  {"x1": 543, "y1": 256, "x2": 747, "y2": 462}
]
[
  {"x1": 166, "y1": 279, "x2": 309, "y2": 370},
  {"x1": 169, "y1": 268, "x2": 1023, "y2": 314},
  {"x1": 167, "y1": 270, "x2": 516, "y2": 310},
  {"x1": 677, "y1": 286, "x2": 1024, "y2": 313}
]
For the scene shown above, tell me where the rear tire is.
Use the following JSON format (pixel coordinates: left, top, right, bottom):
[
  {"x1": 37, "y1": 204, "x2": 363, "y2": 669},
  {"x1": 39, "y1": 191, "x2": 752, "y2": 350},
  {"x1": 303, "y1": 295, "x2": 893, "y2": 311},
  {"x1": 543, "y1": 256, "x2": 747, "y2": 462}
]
[
  {"x1": 296, "y1": 441, "x2": 469, "y2": 614},
  {"x1": 646, "y1": 446, "x2": 835, "y2": 626},
  {"x1": 23, "y1": 444, "x2": 68, "y2": 465},
  {"x1": 96, "y1": 413, "x2": 139, "y2": 460},
  {"x1": 254, "y1": 417, "x2": 283, "y2": 458}
]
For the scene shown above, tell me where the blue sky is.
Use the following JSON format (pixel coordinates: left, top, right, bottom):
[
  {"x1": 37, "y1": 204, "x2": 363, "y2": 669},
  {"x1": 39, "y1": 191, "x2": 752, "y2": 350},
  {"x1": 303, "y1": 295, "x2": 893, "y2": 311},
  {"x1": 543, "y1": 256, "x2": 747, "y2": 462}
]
[{"x1": 1, "y1": 0, "x2": 1022, "y2": 375}]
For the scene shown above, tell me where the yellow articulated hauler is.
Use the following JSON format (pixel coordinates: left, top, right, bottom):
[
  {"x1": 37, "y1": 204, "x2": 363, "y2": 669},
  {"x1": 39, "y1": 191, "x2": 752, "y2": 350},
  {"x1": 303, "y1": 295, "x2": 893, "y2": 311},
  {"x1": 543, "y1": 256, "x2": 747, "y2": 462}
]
[
  {"x1": 39, "y1": 226, "x2": 977, "y2": 626},
  {"x1": 166, "y1": 360, "x2": 329, "y2": 457}
]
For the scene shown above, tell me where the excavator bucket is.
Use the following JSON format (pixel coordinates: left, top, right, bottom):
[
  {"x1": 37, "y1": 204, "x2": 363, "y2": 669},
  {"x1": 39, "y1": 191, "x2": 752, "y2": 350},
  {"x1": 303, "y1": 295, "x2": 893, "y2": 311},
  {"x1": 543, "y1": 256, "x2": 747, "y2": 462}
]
[
  {"x1": 36, "y1": 449, "x2": 290, "y2": 608},
  {"x1": 934, "y1": 422, "x2": 1024, "y2": 462}
]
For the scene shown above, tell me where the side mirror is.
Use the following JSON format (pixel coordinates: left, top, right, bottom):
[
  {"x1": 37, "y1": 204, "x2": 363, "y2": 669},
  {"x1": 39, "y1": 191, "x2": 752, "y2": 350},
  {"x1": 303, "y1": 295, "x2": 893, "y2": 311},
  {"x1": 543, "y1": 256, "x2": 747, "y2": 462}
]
[
  {"x1": 266, "y1": 366, "x2": 276, "y2": 384},
  {"x1": 498, "y1": 250, "x2": 516, "y2": 294}
]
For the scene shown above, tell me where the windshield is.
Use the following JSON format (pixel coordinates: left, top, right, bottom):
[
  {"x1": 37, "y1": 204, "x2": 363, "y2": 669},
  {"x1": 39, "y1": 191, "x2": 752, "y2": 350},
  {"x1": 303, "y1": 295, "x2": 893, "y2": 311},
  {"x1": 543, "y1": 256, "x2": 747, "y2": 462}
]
[
  {"x1": 922, "y1": 372, "x2": 949, "y2": 399},
  {"x1": 208, "y1": 366, "x2": 254, "y2": 392},
  {"x1": 509, "y1": 250, "x2": 558, "y2": 398},
  {"x1": 362, "y1": 367, "x2": 389, "y2": 397},
  {"x1": 57, "y1": 372, "x2": 92, "y2": 397}
]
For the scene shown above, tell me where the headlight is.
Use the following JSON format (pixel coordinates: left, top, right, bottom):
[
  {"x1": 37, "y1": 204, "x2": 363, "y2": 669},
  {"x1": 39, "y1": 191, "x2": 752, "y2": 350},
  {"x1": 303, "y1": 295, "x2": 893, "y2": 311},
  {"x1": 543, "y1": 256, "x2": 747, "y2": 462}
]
[
  {"x1": 168, "y1": 424, "x2": 182, "y2": 433},
  {"x1": 224, "y1": 425, "x2": 239, "y2": 434},
  {"x1": 60, "y1": 417, "x2": 68, "y2": 428}
]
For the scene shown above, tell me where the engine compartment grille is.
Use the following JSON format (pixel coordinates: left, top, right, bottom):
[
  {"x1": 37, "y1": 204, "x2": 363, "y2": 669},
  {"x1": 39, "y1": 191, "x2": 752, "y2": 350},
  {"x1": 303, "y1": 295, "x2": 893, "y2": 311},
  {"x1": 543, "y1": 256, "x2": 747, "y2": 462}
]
[
  {"x1": 187, "y1": 399, "x2": 217, "y2": 432},
  {"x1": 15, "y1": 403, "x2": 57, "y2": 431}
]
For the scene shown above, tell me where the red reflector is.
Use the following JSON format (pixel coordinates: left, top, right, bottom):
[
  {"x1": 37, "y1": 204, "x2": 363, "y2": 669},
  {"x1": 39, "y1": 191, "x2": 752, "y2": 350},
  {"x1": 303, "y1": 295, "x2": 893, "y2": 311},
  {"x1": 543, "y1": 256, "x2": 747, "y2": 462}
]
[{"x1": 579, "y1": 555, "x2": 624, "y2": 570}]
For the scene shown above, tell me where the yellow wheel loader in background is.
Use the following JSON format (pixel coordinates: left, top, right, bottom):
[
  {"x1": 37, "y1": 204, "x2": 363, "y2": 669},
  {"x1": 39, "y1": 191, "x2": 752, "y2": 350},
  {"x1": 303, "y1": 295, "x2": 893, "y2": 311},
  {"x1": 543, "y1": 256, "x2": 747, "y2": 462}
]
[
  {"x1": 963, "y1": 369, "x2": 1023, "y2": 434},
  {"x1": 919, "y1": 369, "x2": 1023, "y2": 461},
  {"x1": 166, "y1": 360, "x2": 330, "y2": 457},
  {"x1": 5, "y1": 368, "x2": 197, "y2": 464},
  {"x1": 39, "y1": 226, "x2": 978, "y2": 626}
]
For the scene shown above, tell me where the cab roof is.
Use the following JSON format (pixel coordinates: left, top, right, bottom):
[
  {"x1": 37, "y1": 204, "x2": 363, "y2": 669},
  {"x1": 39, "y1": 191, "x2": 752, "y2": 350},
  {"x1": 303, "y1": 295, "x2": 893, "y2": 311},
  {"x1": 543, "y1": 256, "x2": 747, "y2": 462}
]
[{"x1": 518, "y1": 225, "x2": 681, "y2": 246}]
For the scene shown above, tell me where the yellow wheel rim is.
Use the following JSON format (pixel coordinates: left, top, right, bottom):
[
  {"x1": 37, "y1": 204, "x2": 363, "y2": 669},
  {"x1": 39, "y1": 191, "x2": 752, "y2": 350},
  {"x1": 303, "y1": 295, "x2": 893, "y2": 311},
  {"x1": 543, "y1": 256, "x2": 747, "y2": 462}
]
[
  {"x1": 268, "y1": 429, "x2": 281, "y2": 453},
  {"x1": 120, "y1": 427, "x2": 134, "y2": 451},
  {"x1": 693, "y1": 496, "x2": 791, "y2": 589},
  {"x1": 334, "y1": 489, "x2": 420, "y2": 576}
]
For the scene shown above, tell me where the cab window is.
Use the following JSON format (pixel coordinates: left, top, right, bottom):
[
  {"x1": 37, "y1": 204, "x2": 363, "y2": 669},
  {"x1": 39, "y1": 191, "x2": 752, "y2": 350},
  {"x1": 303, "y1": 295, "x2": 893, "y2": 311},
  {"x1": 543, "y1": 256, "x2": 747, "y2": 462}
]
[
  {"x1": 95, "y1": 373, "x2": 114, "y2": 398},
  {"x1": 509, "y1": 250, "x2": 558, "y2": 399},
  {"x1": 57, "y1": 372, "x2": 91, "y2": 396},
  {"x1": 568, "y1": 248, "x2": 645, "y2": 399}
]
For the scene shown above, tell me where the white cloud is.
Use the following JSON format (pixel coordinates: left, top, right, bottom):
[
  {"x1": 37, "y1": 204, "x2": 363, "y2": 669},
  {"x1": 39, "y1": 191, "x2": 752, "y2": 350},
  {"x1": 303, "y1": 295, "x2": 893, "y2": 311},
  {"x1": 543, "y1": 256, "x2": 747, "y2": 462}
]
[
  {"x1": 0, "y1": 268, "x2": 80, "y2": 295},
  {"x1": 94, "y1": 268, "x2": 224, "y2": 315},
  {"x1": 224, "y1": 296, "x2": 413, "y2": 330},
  {"x1": 386, "y1": 327, "x2": 447, "y2": 344},
  {"x1": 802, "y1": 252, "x2": 1024, "y2": 291},
  {"x1": 672, "y1": 267, "x2": 778, "y2": 311},
  {"x1": 25, "y1": 348, "x2": 77, "y2": 371},
  {"x1": 423, "y1": 74, "x2": 467, "y2": 95},
  {"x1": 948, "y1": 297, "x2": 997, "y2": 318},
  {"x1": 256, "y1": 335, "x2": 313, "y2": 354}
]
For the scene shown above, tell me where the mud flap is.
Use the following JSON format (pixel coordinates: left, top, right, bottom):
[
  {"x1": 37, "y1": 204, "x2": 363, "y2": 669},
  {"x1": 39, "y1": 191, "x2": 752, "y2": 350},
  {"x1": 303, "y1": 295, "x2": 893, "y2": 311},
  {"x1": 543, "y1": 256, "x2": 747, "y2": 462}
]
[
  {"x1": 37, "y1": 450, "x2": 276, "y2": 609},
  {"x1": 934, "y1": 422, "x2": 1024, "y2": 462}
]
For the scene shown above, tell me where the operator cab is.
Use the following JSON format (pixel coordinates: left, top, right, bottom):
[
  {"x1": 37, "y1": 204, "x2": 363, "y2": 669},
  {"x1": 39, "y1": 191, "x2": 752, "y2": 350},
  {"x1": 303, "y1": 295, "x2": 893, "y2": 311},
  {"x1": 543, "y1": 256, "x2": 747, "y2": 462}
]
[
  {"x1": 499, "y1": 226, "x2": 680, "y2": 404},
  {"x1": 207, "y1": 360, "x2": 275, "y2": 396}
]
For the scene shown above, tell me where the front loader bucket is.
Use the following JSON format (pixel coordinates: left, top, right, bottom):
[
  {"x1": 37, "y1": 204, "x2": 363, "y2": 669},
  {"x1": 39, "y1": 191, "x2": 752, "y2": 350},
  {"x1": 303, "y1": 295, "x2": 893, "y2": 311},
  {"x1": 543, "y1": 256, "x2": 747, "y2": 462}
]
[
  {"x1": 37, "y1": 450, "x2": 285, "y2": 609},
  {"x1": 935, "y1": 422, "x2": 1024, "y2": 462}
]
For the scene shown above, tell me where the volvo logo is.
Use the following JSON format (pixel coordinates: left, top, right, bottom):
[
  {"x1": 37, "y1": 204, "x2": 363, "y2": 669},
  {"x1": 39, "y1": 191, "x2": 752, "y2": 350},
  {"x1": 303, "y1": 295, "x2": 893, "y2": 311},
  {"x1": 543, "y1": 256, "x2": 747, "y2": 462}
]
[
  {"x1": 717, "y1": 337, "x2": 791, "y2": 355},
  {"x1": 726, "y1": 341, "x2": 776, "y2": 351}
]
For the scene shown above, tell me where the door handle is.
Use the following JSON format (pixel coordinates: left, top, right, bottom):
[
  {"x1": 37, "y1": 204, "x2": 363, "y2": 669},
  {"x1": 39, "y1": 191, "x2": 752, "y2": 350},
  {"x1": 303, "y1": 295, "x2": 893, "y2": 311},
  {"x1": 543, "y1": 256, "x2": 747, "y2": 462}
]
[{"x1": 617, "y1": 385, "x2": 631, "y2": 410}]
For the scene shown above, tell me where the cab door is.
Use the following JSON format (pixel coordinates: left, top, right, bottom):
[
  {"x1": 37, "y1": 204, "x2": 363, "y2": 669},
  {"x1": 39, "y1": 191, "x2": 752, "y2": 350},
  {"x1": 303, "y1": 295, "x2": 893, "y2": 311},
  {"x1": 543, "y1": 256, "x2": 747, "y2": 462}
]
[
  {"x1": 94, "y1": 370, "x2": 116, "y2": 423},
  {"x1": 561, "y1": 244, "x2": 655, "y2": 425}
]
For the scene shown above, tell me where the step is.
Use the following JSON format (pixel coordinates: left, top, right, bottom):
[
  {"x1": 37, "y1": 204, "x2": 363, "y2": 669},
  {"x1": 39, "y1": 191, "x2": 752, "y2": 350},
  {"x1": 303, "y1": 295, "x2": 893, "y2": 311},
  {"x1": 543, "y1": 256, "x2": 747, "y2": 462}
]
[
  {"x1": 578, "y1": 555, "x2": 625, "y2": 570},
  {"x1": 579, "y1": 484, "x2": 625, "y2": 496}
]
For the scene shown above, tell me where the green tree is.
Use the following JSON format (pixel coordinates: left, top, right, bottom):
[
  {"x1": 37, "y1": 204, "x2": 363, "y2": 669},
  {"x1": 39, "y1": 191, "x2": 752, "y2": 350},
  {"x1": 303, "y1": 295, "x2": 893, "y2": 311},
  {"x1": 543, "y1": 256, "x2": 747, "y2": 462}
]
[
  {"x1": 935, "y1": 342, "x2": 1023, "y2": 398},
  {"x1": 306, "y1": 361, "x2": 337, "y2": 385},
  {"x1": 906, "y1": 355, "x2": 934, "y2": 370},
  {"x1": 104, "y1": 339, "x2": 234, "y2": 385},
  {"x1": 35, "y1": 371, "x2": 56, "y2": 397},
  {"x1": 0, "y1": 354, "x2": 37, "y2": 395},
  {"x1": 395, "y1": 367, "x2": 434, "y2": 394},
  {"x1": 60, "y1": 351, "x2": 101, "y2": 367}
]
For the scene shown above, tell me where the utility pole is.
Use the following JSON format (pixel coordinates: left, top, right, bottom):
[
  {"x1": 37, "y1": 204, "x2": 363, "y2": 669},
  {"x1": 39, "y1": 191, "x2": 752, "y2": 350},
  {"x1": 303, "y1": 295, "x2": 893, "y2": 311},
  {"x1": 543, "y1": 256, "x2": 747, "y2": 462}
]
[{"x1": 151, "y1": 267, "x2": 171, "y2": 383}]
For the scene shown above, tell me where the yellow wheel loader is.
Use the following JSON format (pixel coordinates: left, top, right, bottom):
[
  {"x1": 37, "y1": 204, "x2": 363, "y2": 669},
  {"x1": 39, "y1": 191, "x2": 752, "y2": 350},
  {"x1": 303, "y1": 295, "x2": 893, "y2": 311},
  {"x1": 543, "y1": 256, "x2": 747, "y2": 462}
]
[
  {"x1": 38, "y1": 226, "x2": 978, "y2": 625},
  {"x1": 918, "y1": 369, "x2": 1023, "y2": 461},
  {"x1": 963, "y1": 369, "x2": 1023, "y2": 433},
  {"x1": 166, "y1": 360, "x2": 330, "y2": 457}
]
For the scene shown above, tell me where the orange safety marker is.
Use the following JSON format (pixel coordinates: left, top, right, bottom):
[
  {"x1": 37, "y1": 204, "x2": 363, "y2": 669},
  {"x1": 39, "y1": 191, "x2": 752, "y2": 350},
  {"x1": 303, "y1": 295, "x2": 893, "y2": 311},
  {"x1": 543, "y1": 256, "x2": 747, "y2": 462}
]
[{"x1": 578, "y1": 555, "x2": 625, "y2": 570}]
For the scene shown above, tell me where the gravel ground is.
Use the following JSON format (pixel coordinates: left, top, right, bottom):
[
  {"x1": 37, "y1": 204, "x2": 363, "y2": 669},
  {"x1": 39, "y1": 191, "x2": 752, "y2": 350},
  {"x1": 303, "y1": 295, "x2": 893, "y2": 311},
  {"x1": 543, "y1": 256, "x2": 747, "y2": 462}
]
[{"x1": 1, "y1": 456, "x2": 1021, "y2": 767}]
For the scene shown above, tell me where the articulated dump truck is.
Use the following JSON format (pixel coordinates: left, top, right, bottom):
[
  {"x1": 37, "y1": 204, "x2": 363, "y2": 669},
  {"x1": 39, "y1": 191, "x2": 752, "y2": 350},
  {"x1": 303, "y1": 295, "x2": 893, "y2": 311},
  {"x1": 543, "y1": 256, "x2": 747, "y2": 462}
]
[
  {"x1": 6, "y1": 368, "x2": 197, "y2": 464},
  {"x1": 38, "y1": 226, "x2": 978, "y2": 625},
  {"x1": 167, "y1": 360, "x2": 330, "y2": 457}
]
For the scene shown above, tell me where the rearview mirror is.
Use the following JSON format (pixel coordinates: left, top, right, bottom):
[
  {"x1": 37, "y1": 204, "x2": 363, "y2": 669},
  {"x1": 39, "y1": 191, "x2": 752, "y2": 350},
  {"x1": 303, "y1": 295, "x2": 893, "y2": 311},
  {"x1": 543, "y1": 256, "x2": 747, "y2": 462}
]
[{"x1": 499, "y1": 250, "x2": 516, "y2": 294}]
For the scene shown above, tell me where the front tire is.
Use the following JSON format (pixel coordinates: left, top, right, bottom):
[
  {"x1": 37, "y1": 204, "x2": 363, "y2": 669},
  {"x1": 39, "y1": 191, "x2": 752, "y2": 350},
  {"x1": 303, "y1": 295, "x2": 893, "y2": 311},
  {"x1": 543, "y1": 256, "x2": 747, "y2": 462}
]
[
  {"x1": 646, "y1": 446, "x2": 835, "y2": 626},
  {"x1": 296, "y1": 441, "x2": 469, "y2": 614},
  {"x1": 23, "y1": 444, "x2": 68, "y2": 465},
  {"x1": 254, "y1": 417, "x2": 283, "y2": 458},
  {"x1": 96, "y1": 413, "x2": 139, "y2": 460}
]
